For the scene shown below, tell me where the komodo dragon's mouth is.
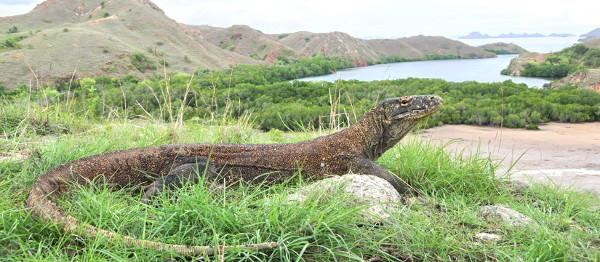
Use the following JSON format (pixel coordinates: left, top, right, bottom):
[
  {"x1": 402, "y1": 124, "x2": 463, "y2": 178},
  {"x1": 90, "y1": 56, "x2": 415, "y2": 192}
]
[{"x1": 393, "y1": 107, "x2": 439, "y2": 120}]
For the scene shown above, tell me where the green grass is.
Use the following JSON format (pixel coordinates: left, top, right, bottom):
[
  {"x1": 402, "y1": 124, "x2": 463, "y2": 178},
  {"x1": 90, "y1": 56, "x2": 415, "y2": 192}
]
[{"x1": 1, "y1": 115, "x2": 599, "y2": 261}]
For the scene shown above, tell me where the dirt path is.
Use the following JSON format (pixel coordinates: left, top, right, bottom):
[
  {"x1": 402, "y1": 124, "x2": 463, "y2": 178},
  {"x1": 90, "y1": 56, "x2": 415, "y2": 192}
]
[{"x1": 420, "y1": 123, "x2": 600, "y2": 195}]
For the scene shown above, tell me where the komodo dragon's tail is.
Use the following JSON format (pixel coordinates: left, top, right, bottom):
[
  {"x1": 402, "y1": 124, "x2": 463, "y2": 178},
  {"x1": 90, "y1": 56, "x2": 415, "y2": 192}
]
[{"x1": 26, "y1": 154, "x2": 278, "y2": 256}]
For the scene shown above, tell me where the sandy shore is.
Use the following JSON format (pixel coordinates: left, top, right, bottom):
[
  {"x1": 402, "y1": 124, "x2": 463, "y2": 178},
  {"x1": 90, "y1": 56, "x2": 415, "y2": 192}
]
[{"x1": 420, "y1": 123, "x2": 600, "y2": 195}]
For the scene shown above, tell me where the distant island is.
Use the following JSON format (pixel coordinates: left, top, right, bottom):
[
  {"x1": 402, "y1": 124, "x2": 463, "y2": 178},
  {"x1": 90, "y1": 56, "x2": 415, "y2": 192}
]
[
  {"x1": 478, "y1": 42, "x2": 527, "y2": 55},
  {"x1": 460, "y1": 32, "x2": 574, "y2": 39}
]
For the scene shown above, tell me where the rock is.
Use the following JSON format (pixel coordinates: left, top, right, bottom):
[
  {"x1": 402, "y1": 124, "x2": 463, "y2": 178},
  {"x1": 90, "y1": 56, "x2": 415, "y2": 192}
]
[
  {"x1": 509, "y1": 180, "x2": 530, "y2": 192},
  {"x1": 474, "y1": 232, "x2": 501, "y2": 244},
  {"x1": 0, "y1": 152, "x2": 27, "y2": 162},
  {"x1": 480, "y1": 205, "x2": 536, "y2": 228},
  {"x1": 286, "y1": 174, "x2": 403, "y2": 223}
]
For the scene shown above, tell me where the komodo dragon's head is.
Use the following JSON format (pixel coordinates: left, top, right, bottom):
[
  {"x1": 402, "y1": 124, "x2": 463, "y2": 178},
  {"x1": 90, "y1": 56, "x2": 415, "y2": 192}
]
[
  {"x1": 369, "y1": 95, "x2": 443, "y2": 156},
  {"x1": 380, "y1": 95, "x2": 443, "y2": 122}
]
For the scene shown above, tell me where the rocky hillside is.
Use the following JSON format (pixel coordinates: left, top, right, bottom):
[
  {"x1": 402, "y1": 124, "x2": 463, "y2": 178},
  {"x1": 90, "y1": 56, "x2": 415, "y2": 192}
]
[
  {"x1": 279, "y1": 32, "x2": 494, "y2": 65},
  {"x1": 551, "y1": 69, "x2": 600, "y2": 91},
  {"x1": 0, "y1": 0, "x2": 496, "y2": 89},
  {"x1": 580, "y1": 27, "x2": 600, "y2": 41},
  {"x1": 182, "y1": 24, "x2": 295, "y2": 63},
  {"x1": 368, "y1": 36, "x2": 494, "y2": 60},
  {"x1": 192, "y1": 26, "x2": 495, "y2": 66},
  {"x1": 500, "y1": 53, "x2": 548, "y2": 76},
  {"x1": 583, "y1": 38, "x2": 600, "y2": 49},
  {"x1": 277, "y1": 31, "x2": 380, "y2": 65},
  {"x1": 478, "y1": 42, "x2": 527, "y2": 54},
  {"x1": 503, "y1": 42, "x2": 600, "y2": 90},
  {"x1": 0, "y1": 0, "x2": 256, "y2": 89}
]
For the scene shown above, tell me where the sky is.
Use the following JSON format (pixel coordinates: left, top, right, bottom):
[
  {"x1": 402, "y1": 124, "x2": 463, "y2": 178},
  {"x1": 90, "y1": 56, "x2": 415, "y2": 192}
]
[{"x1": 1, "y1": 0, "x2": 598, "y2": 38}]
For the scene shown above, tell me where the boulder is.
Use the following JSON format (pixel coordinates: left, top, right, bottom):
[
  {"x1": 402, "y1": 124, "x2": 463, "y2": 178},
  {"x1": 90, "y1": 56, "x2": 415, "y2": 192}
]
[
  {"x1": 480, "y1": 205, "x2": 536, "y2": 228},
  {"x1": 286, "y1": 174, "x2": 403, "y2": 223},
  {"x1": 474, "y1": 232, "x2": 501, "y2": 244}
]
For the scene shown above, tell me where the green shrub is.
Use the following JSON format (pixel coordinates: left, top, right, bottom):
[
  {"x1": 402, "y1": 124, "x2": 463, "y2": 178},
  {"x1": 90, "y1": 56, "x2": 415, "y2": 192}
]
[
  {"x1": 1, "y1": 35, "x2": 26, "y2": 49},
  {"x1": 12, "y1": 57, "x2": 600, "y2": 131},
  {"x1": 130, "y1": 52, "x2": 156, "y2": 72},
  {"x1": 583, "y1": 49, "x2": 600, "y2": 67},
  {"x1": 521, "y1": 63, "x2": 577, "y2": 78},
  {"x1": 6, "y1": 25, "x2": 18, "y2": 34}
]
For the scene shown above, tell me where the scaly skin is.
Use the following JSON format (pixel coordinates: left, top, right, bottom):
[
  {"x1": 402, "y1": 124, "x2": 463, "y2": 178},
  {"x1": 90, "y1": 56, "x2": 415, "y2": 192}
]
[{"x1": 26, "y1": 95, "x2": 442, "y2": 256}]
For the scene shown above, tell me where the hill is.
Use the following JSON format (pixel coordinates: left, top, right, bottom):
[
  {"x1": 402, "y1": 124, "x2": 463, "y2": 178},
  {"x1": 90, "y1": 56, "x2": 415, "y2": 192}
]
[
  {"x1": 0, "y1": 0, "x2": 257, "y2": 89},
  {"x1": 551, "y1": 68, "x2": 600, "y2": 91},
  {"x1": 186, "y1": 26, "x2": 495, "y2": 66},
  {"x1": 182, "y1": 24, "x2": 296, "y2": 63},
  {"x1": 503, "y1": 43, "x2": 600, "y2": 90},
  {"x1": 580, "y1": 27, "x2": 600, "y2": 41},
  {"x1": 367, "y1": 35, "x2": 494, "y2": 60},
  {"x1": 583, "y1": 37, "x2": 600, "y2": 48},
  {"x1": 478, "y1": 42, "x2": 527, "y2": 54},
  {"x1": 0, "y1": 0, "x2": 495, "y2": 89},
  {"x1": 277, "y1": 31, "x2": 381, "y2": 65},
  {"x1": 278, "y1": 32, "x2": 494, "y2": 65}
]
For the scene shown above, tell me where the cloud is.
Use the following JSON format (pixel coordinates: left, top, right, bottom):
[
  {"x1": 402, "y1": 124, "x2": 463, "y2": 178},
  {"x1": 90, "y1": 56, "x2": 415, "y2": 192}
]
[
  {"x1": 0, "y1": 0, "x2": 39, "y2": 4},
  {"x1": 152, "y1": 0, "x2": 599, "y2": 37},
  {"x1": 0, "y1": 0, "x2": 39, "y2": 16}
]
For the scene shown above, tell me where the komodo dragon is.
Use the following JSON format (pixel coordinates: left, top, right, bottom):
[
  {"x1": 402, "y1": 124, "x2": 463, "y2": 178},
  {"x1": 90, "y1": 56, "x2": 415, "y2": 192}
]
[{"x1": 27, "y1": 95, "x2": 442, "y2": 256}]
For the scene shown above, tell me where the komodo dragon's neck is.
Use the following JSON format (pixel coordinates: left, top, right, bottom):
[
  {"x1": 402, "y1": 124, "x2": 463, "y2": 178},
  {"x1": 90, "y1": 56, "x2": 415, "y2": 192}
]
[{"x1": 323, "y1": 107, "x2": 416, "y2": 160}]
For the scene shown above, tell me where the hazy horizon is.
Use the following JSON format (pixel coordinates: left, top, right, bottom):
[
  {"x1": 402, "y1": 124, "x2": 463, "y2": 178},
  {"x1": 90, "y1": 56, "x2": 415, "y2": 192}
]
[{"x1": 0, "y1": 0, "x2": 598, "y2": 39}]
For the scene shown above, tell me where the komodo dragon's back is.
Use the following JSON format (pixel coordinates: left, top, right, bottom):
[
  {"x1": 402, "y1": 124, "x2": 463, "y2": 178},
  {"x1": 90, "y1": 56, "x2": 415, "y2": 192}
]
[{"x1": 27, "y1": 95, "x2": 442, "y2": 256}]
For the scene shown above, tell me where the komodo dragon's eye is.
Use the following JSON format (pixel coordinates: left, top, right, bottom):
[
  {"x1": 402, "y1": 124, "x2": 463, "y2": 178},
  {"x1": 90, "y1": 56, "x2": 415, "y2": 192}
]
[{"x1": 400, "y1": 99, "x2": 410, "y2": 106}]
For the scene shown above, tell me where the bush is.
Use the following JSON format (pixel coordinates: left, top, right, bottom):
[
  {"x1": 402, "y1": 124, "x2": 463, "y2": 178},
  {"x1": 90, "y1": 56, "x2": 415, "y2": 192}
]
[
  {"x1": 7, "y1": 25, "x2": 18, "y2": 34},
  {"x1": 1, "y1": 36, "x2": 25, "y2": 49},
  {"x1": 583, "y1": 49, "x2": 600, "y2": 67},
  {"x1": 14, "y1": 59, "x2": 600, "y2": 131},
  {"x1": 521, "y1": 63, "x2": 577, "y2": 78},
  {"x1": 130, "y1": 53, "x2": 156, "y2": 72}
]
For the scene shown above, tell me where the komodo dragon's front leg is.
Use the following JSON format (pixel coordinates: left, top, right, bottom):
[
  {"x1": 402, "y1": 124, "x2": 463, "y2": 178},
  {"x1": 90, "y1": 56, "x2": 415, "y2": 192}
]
[
  {"x1": 354, "y1": 158, "x2": 418, "y2": 196},
  {"x1": 142, "y1": 157, "x2": 218, "y2": 203}
]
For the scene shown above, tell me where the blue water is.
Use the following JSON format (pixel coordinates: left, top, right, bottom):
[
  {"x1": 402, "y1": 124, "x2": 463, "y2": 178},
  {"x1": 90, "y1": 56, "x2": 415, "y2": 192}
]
[{"x1": 298, "y1": 37, "x2": 579, "y2": 88}]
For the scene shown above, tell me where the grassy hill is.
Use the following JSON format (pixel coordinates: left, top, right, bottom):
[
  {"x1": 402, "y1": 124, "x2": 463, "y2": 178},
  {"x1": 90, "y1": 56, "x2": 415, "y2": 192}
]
[
  {"x1": 0, "y1": 0, "x2": 496, "y2": 89},
  {"x1": 368, "y1": 35, "x2": 494, "y2": 60},
  {"x1": 194, "y1": 25, "x2": 496, "y2": 66},
  {"x1": 580, "y1": 27, "x2": 600, "y2": 41},
  {"x1": 502, "y1": 41, "x2": 600, "y2": 90},
  {"x1": 478, "y1": 42, "x2": 528, "y2": 55},
  {"x1": 278, "y1": 31, "x2": 381, "y2": 65},
  {"x1": 183, "y1": 24, "x2": 296, "y2": 63},
  {"x1": 279, "y1": 32, "x2": 494, "y2": 65},
  {"x1": 0, "y1": 0, "x2": 257, "y2": 89}
]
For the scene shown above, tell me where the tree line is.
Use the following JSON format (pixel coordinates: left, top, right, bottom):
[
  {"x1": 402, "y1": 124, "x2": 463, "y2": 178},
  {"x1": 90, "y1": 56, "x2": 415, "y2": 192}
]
[{"x1": 3, "y1": 57, "x2": 600, "y2": 131}]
